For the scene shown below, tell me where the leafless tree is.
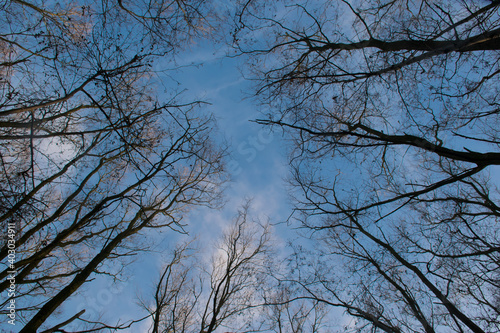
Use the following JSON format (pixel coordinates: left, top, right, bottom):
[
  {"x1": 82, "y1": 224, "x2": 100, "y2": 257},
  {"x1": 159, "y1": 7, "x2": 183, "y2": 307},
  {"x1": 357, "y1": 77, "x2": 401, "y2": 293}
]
[
  {"x1": 144, "y1": 203, "x2": 274, "y2": 333},
  {"x1": 143, "y1": 241, "x2": 199, "y2": 333},
  {"x1": 259, "y1": 281, "x2": 330, "y2": 333},
  {"x1": 0, "y1": 1, "x2": 226, "y2": 331},
  {"x1": 236, "y1": 0, "x2": 500, "y2": 332}
]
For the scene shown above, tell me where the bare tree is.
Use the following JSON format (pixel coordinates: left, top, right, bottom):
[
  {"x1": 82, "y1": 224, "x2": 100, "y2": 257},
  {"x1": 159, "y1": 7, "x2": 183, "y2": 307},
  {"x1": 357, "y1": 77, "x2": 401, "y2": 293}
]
[
  {"x1": 236, "y1": 1, "x2": 500, "y2": 332},
  {"x1": 145, "y1": 203, "x2": 274, "y2": 333},
  {"x1": 260, "y1": 281, "x2": 330, "y2": 333},
  {"x1": 143, "y1": 241, "x2": 200, "y2": 333},
  {"x1": 0, "y1": 1, "x2": 226, "y2": 331}
]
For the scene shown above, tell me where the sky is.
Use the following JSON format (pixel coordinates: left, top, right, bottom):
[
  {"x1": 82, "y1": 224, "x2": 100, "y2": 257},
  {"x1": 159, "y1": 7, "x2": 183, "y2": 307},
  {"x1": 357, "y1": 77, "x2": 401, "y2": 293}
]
[
  {"x1": 0, "y1": 2, "x2": 348, "y2": 331},
  {"x1": 0, "y1": 2, "x2": 299, "y2": 331},
  {"x1": 173, "y1": 42, "x2": 294, "y2": 238},
  {"x1": 46, "y1": 34, "x2": 500, "y2": 332},
  {"x1": 3, "y1": 1, "x2": 499, "y2": 332},
  {"x1": 0, "y1": 1, "x2": 364, "y2": 331},
  {"x1": 41, "y1": 33, "x2": 297, "y2": 333}
]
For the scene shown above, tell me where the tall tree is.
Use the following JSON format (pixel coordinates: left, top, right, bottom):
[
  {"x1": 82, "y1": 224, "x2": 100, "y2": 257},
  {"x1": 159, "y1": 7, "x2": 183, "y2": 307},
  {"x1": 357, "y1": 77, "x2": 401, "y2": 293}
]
[
  {"x1": 144, "y1": 203, "x2": 274, "y2": 333},
  {"x1": 236, "y1": 0, "x2": 500, "y2": 332},
  {"x1": 0, "y1": 1, "x2": 226, "y2": 331}
]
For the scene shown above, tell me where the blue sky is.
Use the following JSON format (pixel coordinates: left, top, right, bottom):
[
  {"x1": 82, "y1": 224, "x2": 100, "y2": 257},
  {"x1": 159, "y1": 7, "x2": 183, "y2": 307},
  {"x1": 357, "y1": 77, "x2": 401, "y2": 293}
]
[
  {"x1": 0, "y1": 31, "x2": 291, "y2": 333},
  {"x1": 17, "y1": 1, "x2": 499, "y2": 332},
  {"x1": 31, "y1": 35, "x2": 296, "y2": 333},
  {"x1": 0, "y1": 2, "x2": 360, "y2": 331},
  {"x1": 0, "y1": 2, "x2": 367, "y2": 331},
  {"x1": 174, "y1": 41, "x2": 293, "y2": 224}
]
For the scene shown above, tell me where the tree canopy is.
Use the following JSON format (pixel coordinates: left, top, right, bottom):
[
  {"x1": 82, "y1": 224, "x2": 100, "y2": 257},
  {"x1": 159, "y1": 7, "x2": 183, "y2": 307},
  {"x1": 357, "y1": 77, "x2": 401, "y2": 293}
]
[
  {"x1": 235, "y1": 0, "x2": 500, "y2": 332},
  {"x1": 1, "y1": 0, "x2": 500, "y2": 332},
  {"x1": 0, "y1": 1, "x2": 226, "y2": 331}
]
